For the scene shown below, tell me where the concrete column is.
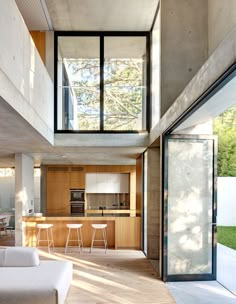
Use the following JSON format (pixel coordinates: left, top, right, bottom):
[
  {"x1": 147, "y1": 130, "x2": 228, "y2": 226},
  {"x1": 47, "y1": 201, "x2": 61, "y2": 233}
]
[
  {"x1": 40, "y1": 165, "x2": 47, "y2": 214},
  {"x1": 15, "y1": 154, "x2": 34, "y2": 246},
  {"x1": 160, "y1": 0, "x2": 208, "y2": 116},
  {"x1": 146, "y1": 148, "x2": 161, "y2": 259}
]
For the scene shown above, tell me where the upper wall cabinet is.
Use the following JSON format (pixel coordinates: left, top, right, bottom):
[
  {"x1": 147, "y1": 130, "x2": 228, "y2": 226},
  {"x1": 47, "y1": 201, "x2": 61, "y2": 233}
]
[{"x1": 86, "y1": 173, "x2": 129, "y2": 193}]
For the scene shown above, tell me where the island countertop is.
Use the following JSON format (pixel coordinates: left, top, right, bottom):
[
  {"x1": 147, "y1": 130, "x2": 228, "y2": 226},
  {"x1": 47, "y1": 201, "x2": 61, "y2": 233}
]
[{"x1": 22, "y1": 215, "x2": 141, "y2": 249}]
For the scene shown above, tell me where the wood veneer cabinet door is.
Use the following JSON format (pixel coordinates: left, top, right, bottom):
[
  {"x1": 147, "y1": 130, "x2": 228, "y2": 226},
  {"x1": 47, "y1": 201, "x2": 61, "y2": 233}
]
[
  {"x1": 69, "y1": 167, "x2": 85, "y2": 189},
  {"x1": 46, "y1": 181, "x2": 70, "y2": 214},
  {"x1": 47, "y1": 167, "x2": 69, "y2": 182},
  {"x1": 115, "y1": 217, "x2": 141, "y2": 249}
]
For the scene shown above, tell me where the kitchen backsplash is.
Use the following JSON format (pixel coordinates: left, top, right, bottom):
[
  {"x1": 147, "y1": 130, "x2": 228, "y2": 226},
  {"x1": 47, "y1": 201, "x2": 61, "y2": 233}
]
[{"x1": 87, "y1": 193, "x2": 130, "y2": 209}]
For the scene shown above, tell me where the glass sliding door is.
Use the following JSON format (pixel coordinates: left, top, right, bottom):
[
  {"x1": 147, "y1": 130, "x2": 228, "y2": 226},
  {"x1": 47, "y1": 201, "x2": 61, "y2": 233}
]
[{"x1": 163, "y1": 135, "x2": 217, "y2": 281}]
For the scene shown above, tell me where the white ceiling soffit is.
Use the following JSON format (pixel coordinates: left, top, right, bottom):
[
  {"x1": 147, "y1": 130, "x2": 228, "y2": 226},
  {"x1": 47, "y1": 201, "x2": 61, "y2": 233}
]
[
  {"x1": 174, "y1": 74, "x2": 236, "y2": 132},
  {"x1": 58, "y1": 36, "x2": 146, "y2": 59},
  {"x1": 15, "y1": 0, "x2": 53, "y2": 30},
  {"x1": 45, "y1": 0, "x2": 159, "y2": 31}
]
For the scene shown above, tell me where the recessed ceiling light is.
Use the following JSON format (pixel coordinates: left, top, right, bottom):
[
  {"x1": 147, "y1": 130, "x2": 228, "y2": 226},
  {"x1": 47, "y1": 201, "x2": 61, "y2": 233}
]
[{"x1": 61, "y1": 155, "x2": 66, "y2": 158}]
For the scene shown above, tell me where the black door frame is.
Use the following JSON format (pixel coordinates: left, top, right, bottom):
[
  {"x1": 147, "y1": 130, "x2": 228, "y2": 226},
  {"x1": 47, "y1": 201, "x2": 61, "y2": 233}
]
[
  {"x1": 161, "y1": 62, "x2": 236, "y2": 282},
  {"x1": 162, "y1": 134, "x2": 217, "y2": 282}
]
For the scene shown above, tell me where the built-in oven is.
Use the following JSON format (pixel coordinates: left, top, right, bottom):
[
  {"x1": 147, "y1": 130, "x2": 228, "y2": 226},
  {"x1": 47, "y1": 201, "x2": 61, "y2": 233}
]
[
  {"x1": 70, "y1": 201, "x2": 85, "y2": 214},
  {"x1": 70, "y1": 189, "x2": 85, "y2": 202},
  {"x1": 70, "y1": 189, "x2": 85, "y2": 214}
]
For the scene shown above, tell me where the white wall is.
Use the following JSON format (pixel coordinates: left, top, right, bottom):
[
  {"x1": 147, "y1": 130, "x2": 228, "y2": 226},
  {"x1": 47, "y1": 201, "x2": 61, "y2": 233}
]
[
  {"x1": 0, "y1": 0, "x2": 54, "y2": 144},
  {"x1": 218, "y1": 177, "x2": 236, "y2": 226}
]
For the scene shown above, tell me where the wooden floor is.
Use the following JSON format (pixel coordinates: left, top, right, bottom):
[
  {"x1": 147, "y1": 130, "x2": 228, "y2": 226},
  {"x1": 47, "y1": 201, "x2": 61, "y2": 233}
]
[
  {"x1": 39, "y1": 247, "x2": 176, "y2": 304},
  {"x1": 0, "y1": 234, "x2": 175, "y2": 303}
]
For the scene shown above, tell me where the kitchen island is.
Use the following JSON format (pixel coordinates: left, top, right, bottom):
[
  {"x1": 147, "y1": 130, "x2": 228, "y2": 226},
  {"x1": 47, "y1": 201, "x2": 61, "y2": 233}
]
[{"x1": 22, "y1": 214, "x2": 141, "y2": 249}]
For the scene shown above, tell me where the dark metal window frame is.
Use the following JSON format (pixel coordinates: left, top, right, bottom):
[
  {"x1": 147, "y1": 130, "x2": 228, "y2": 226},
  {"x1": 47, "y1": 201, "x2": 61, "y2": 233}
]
[
  {"x1": 161, "y1": 62, "x2": 236, "y2": 282},
  {"x1": 54, "y1": 31, "x2": 150, "y2": 133}
]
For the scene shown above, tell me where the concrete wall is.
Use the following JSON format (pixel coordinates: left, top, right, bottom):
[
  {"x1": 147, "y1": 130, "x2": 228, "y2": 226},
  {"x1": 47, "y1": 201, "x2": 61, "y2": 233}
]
[
  {"x1": 218, "y1": 177, "x2": 236, "y2": 226},
  {"x1": 208, "y1": 0, "x2": 236, "y2": 56},
  {"x1": 151, "y1": 8, "x2": 161, "y2": 128},
  {"x1": 15, "y1": 154, "x2": 34, "y2": 245},
  {"x1": 0, "y1": 0, "x2": 54, "y2": 144},
  {"x1": 160, "y1": 0, "x2": 208, "y2": 117},
  {"x1": 146, "y1": 148, "x2": 161, "y2": 259}
]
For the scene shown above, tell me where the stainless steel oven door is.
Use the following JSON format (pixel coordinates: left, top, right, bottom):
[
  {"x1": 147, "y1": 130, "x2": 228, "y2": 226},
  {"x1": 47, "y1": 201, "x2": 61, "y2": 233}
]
[{"x1": 70, "y1": 201, "x2": 85, "y2": 214}]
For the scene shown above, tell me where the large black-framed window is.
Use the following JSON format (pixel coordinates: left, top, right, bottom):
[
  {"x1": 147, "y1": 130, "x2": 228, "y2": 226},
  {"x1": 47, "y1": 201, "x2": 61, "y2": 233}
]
[{"x1": 54, "y1": 32, "x2": 150, "y2": 133}]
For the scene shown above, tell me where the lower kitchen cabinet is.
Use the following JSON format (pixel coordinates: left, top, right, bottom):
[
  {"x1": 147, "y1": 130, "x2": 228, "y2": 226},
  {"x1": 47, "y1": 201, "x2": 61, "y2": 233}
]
[
  {"x1": 115, "y1": 217, "x2": 141, "y2": 249},
  {"x1": 23, "y1": 216, "x2": 141, "y2": 249},
  {"x1": 46, "y1": 181, "x2": 70, "y2": 214}
]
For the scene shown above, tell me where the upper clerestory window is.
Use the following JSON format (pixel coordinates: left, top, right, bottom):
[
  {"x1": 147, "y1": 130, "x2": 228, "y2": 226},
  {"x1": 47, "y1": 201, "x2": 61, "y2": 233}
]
[{"x1": 55, "y1": 32, "x2": 149, "y2": 132}]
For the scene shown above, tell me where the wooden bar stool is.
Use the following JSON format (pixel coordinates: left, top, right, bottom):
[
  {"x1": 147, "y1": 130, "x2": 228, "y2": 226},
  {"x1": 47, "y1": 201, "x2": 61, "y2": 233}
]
[
  {"x1": 36, "y1": 224, "x2": 54, "y2": 253},
  {"x1": 90, "y1": 224, "x2": 108, "y2": 253},
  {"x1": 65, "y1": 224, "x2": 83, "y2": 253}
]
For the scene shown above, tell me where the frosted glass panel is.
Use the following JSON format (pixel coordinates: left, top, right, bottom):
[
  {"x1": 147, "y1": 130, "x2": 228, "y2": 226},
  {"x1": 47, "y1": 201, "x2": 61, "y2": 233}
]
[{"x1": 167, "y1": 139, "x2": 213, "y2": 275}]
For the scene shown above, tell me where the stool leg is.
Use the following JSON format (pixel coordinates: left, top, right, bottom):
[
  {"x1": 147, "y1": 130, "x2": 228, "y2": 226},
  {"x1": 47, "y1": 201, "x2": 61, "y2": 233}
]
[
  {"x1": 46, "y1": 228, "x2": 50, "y2": 253},
  {"x1": 76, "y1": 228, "x2": 82, "y2": 252},
  {"x1": 102, "y1": 228, "x2": 108, "y2": 253},
  {"x1": 80, "y1": 227, "x2": 83, "y2": 249},
  {"x1": 65, "y1": 228, "x2": 71, "y2": 253},
  {"x1": 50, "y1": 227, "x2": 54, "y2": 249},
  {"x1": 90, "y1": 228, "x2": 96, "y2": 253},
  {"x1": 36, "y1": 229, "x2": 41, "y2": 247}
]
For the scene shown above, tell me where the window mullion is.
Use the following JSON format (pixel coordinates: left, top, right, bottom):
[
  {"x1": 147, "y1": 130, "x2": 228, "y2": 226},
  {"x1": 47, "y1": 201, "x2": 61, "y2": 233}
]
[{"x1": 100, "y1": 35, "x2": 104, "y2": 131}]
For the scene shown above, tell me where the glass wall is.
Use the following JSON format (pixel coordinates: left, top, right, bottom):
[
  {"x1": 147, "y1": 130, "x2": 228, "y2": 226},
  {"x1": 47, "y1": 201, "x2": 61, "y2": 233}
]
[
  {"x1": 56, "y1": 33, "x2": 148, "y2": 132},
  {"x1": 57, "y1": 37, "x2": 100, "y2": 130},
  {"x1": 104, "y1": 37, "x2": 146, "y2": 131}
]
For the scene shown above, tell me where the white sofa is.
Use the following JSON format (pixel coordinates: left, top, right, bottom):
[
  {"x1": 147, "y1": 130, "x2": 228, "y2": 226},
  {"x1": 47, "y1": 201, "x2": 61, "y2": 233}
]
[{"x1": 0, "y1": 247, "x2": 72, "y2": 304}]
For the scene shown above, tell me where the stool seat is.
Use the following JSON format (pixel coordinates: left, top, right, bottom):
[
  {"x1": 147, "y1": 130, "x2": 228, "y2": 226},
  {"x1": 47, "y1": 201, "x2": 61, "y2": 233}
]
[
  {"x1": 90, "y1": 223, "x2": 108, "y2": 253},
  {"x1": 36, "y1": 224, "x2": 54, "y2": 253},
  {"x1": 37, "y1": 224, "x2": 53, "y2": 229},
  {"x1": 91, "y1": 224, "x2": 107, "y2": 229},
  {"x1": 66, "y1": 224, "x2": 83, "y2": 229},
  {"x1": 65, "y1": 223, "x2": 83, "y2": 253}
]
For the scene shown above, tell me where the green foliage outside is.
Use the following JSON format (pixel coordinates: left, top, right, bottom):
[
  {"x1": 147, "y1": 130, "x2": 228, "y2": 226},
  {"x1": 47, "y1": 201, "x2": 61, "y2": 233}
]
[
  {"x1": 217, "y1": 226, "x2": 236, "y2": 250},
  {"x1": 66, "y1": 58, "x2": 143, "y2": 131},
  {"x1": 213, "y1": 105, "x2": 236, "y2": 176}
]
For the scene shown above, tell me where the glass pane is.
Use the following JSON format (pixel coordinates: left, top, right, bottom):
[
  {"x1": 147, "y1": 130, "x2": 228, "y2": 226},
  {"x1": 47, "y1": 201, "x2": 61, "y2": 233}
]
[
  {"x1": 57, "y1": 37, "x2": 100, "y2": 130},
  {"x1": 104, "y1": 37, "x2": 146, "y2": 131},
  {"x1": 167, "y1": 139, "x2": 213, "y2": 275}
]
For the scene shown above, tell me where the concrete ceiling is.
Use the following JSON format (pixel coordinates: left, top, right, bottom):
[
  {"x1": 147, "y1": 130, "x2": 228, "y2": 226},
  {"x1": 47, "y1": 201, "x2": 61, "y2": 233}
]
[
  {"x1": 0, "y1": 98, "x2": 147, "y2": 167},
  {"x1": 58, "y1": 36, "x2": 146, "y2": 59},
  {"x1": 16, "y1": 0, "x2": 159, "y2": 31},
  {"x1": 15, "y1": 0, "x2": 53, "y2": 30},
  {"x1": 10, "y1": 0, "x2": 156, "y2": 168}
]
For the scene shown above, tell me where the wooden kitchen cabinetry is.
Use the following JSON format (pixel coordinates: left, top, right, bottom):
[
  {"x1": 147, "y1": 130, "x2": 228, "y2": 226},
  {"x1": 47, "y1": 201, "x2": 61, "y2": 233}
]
[
  {"x1": 46, "y1": 166, "x2": 70, "y2": 214},
  {"x1": 69, "y1": 166, "x2": 86, "y2": 189},
  {"x1": 46, "y1": 165, "x2": 136, "y2": 215}
]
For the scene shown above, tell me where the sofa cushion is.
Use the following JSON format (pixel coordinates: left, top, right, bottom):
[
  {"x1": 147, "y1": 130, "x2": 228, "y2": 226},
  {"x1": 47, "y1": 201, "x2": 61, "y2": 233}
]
[
  {"x1": 0, "y1": 247, "x2": 40, "y2": 267},
  {"x1": 0, "y1": 260, "x2": 73, "y2": 304}
]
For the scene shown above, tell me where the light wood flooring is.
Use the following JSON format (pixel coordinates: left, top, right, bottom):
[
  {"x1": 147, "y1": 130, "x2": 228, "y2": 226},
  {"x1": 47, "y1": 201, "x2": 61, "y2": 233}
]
[
  {"x1": 0, "y1": 234, "x2": 175, "y2": 304},
  {"x1": 38, "y1": 247, "x2": 176, "y2": 304}
]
